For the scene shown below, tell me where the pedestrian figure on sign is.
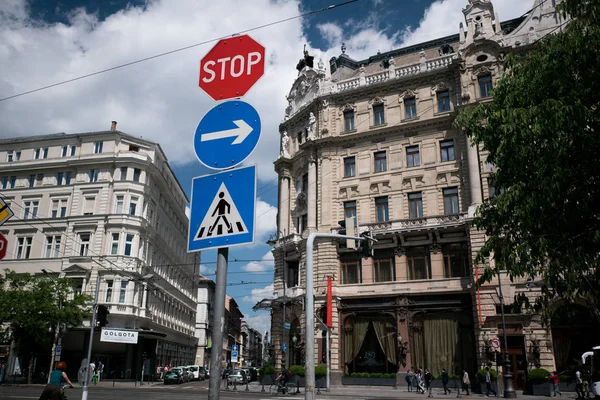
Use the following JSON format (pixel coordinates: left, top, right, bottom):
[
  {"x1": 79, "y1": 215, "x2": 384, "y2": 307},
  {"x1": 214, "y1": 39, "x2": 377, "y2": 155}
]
[
  {"x1": 442, "y1": 368, "x2": 451, "y2": 394},
  {"x1": 425, "y1": 369, "x2": 433, "y2": 397},
  {"x1": 485, "y1": 367, "x2": 496, "y2": 397},
  {"x1": 208, "y1": 192, "x2": 232, "y2": 236},
  {"x1": 462, "y1": 368, "x2": 471, "y2": 395},
  {"x1": 406, "y1": 369, "x2": 414, "y2": 392}
]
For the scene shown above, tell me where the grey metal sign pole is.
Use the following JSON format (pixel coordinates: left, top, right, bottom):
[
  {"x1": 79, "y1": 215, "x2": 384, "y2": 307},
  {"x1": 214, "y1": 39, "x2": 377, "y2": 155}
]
[
  {"x1": 208, "y1": 247, "x2": 229, "y2": 400},
  {"x1": 81, "y1": 274, "x2": 101, "y2": 400},
  {"x1": 304, "y1": 233, "x2": 363, "y2": 400}
]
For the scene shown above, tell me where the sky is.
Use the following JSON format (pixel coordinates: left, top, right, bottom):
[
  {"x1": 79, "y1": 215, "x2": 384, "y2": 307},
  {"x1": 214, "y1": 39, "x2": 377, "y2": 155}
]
[{"x1": 0, "y1": 0, "x2": 533, "y2": 338}]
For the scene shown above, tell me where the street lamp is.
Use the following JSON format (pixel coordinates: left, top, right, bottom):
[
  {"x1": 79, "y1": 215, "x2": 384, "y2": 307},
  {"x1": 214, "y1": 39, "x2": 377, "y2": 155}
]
[
  {"x1": 42, "y1": 269, "x2": 61, "y2": 384},
  {"x1": 497, "y1": 273, "x2": 517, "y2": 398}
]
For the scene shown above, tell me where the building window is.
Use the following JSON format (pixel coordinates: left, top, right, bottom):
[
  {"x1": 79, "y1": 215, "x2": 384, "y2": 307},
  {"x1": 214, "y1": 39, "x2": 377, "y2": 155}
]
[
  {"x1": 79, "y1": 233, "x2": 90, "y2": 256},
  {"x1": 45, "y1": 235, "x2": 61, "y2": 258},
  {"x1": 16, "y1": 237, "x2": 33, "y2": 259},
  {"x1": 110, "y1": 233, "x2": 119, "y2": 255},
  {"x1": 344, "y1": 110, "x2": 355, "y2": 131},
  {"x1": 129, "y1": 196, "x2": 138, "y2": 216},
  {"x1": 93, "y1": 142, "x2": 103, "y2": 154},
  {"x1": 65, "y1": 172, "x2": 72, "y2": 185},
  {"x1": 1, "y1": 177, "x2": 7, "y2": 190},
  {"x1": 133, "y1": 168, "x2": 141, "y2": 182},
  {"x1": 437, "y1": 90, "x2": 451, "y2": 112},
  {"x1": 408, "y1": 192, "x2": 423, "y2": 219},
  {"x1": 51, "y1": 199, "x2": 67, "y2": 218},
  {"x1": 297, "y1": 131, "x2": 304, "y2": 145},
  {"x1": 407, "y1": 246, "x2": 431, "y2": 280},
  {"x1": 343, "y1": 156, "x2": 356, "y2": 177},
  {"x1": 89, "y1": 169, "x2": 99, "y2": 182},
  {"x1": 404, "y1": 98, "x2": 417, "y2": 119},
  {"x1": 61, "y1": 146, "x2": 67, "y2": 157},
  {"x1": 7, "y1": 150, "x2": 20, "y2": 162},
  {"x1": 9, "y1": 176, "x2": 16, "y2": 189},
  {"x1": 124, "y1": 234, "x2": 134, "y2": 256},
  {"x1": 57, "y1": 172, "x2": 64, "y2": 186},
  {"x1": 375, "y1": 196, "x2": 389, "y2": 222},
  {"x1": 488, "y1": 178, "x2": 505, "y2": 198},
  {"x1": 344, "y1": 200, "x2": 357, "y2": 222},
  {"x1": 105, "y1": 280, "x2": 113, "y2": 302},
  {"x1": 129, "y1": 144, "x2": 140, "y2": 152},
  {"x1": 24, "y1": 200, "x2": 39, "y2": 219},
  {"x1": 443, "y1": 187, "x2": 460, "y2": 214},
  {"x1": 286, "y1": 260, "x2": 300, "y2": 288},
  {"x1": 374, "y1": 151, "x2": 387, "y2": 173},
  {"x1": 373, "y1": 249, "x2": 394, "y2": 282},
  {"x1": 83, "y1": 196, "x2": 95, "y2": 215},
  {"x1": 119, "y1": 281, "x2": 127, "y2": 303},
  {"x1": 34, "y1": 147, "x2": 48, "y2": 160},
  {"x1": 479, "y1": 75, "x2": 493, "y2": 98},
  {"x1": 301, "y1": 214, "x2": 308, "y2": 232},
  {"x1": 443, "y1": 243, "x2": 469, "y2": 278},
  {"x1": 28, "y1": 174, "x2": 35, "y2": 188},
  {"x1": 302, "y1": 173, "x2": 308, "y2": 194},
  {"x1": 114, "y1": 195, "x2": 124, "y2": 214},
  {"x1": 120, "y1": 167, "x2": 127, "y2": 181},
  {"x1": 440, "y1": 140, "x2": 455, "y2": 162},
  {"x1": 341, "y1": 256, "x2": 361, "y2": 284},
  {"x1": 373, "y1": 104, "x2": 385, "y2": 125},
  {"x1": 406, "y1": 145, "x2": 420, "y2": 167}
]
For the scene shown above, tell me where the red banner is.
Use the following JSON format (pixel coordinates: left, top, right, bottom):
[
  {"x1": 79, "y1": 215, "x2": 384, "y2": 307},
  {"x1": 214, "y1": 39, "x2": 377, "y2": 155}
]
[{"x1": 327, "y1": 277, "x2": 333, "y2": 328}]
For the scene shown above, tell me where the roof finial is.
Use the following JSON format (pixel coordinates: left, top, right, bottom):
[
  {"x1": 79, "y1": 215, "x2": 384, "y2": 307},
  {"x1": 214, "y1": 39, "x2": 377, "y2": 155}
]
[{"x1": 341, "y1": 43, "x2": 346, "y2": 54}]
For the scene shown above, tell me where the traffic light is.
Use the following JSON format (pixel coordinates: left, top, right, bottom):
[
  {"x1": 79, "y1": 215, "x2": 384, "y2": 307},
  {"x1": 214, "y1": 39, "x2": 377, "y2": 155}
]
[
  {"x1": 359, "y1": 231, "x2": 373, "y2": 258},
  {"x1": 96, "y1": 305, "x2": 109, "y2": 327}
]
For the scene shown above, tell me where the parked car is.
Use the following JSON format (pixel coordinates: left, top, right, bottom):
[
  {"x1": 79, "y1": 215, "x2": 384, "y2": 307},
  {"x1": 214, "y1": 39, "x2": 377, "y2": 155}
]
[
  {"x1": 186, "y1": 365, "x2": 203, "y2": 381},
  {"x1": 222, "y1": 368, "x2": 231, "y2": 379},
  {"x1": 227, "y1": 369, "x2": 247, "y2": 385},
  {"x1": 164, "y1": 369, "x2": 184, "y2": 385}
]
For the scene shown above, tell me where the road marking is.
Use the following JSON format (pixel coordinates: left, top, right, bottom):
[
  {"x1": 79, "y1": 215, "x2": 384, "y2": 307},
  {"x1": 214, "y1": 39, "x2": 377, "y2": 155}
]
[
  {"x1": 183, "y1": 386, "x2": 193, "y2": 389},
  {"x1": 2, "y1": 396, "x2": 39, "y2": 399}
]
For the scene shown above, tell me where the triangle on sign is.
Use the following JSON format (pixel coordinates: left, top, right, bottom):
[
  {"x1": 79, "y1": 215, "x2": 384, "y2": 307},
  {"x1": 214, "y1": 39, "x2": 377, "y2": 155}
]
[{"x1": 195, "y1": 182, "x2": 248, "y2": 240}]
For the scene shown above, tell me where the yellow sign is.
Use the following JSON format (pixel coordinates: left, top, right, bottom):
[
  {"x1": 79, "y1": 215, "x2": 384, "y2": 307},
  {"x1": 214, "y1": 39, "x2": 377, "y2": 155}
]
[{"x1": 0, "y1": 198, "x2": 14, "y2": 226}]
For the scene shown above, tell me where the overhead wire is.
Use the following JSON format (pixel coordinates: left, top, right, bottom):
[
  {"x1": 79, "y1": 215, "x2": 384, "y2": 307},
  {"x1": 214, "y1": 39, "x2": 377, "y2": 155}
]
[{"x1": 0, "y1": 0, "x2": 361, "y2": 103}]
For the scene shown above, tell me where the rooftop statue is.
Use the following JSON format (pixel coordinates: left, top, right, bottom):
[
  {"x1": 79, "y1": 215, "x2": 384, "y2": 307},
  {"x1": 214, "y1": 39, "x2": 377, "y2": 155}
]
[{"x1": 296, "y1": 44, "x2": 315, "y2": 71}]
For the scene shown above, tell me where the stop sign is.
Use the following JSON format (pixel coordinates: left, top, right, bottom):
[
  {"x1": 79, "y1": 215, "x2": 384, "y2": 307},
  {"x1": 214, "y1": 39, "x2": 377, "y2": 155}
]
[
  {"x1": 199, "y1": 34, "x2": 265, "y2": 101},
  {"x1": 0, "y1": 233, "x2": 7, "y2": 260}
]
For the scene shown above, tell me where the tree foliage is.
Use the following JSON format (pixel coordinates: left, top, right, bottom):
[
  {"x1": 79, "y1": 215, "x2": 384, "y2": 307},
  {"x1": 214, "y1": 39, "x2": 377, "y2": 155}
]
[
  {"x1": 454, "y1": 0, "x2": 600, "y2": 321},
  {"x1": 0, "y1": 270, "x2": 91, "y2": 355}
]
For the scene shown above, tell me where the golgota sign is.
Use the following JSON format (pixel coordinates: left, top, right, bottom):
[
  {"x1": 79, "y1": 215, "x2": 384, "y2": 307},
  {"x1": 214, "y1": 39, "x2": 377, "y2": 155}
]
[{"x1": 100, "y1": 328, "x2": 139, "y2": 344}]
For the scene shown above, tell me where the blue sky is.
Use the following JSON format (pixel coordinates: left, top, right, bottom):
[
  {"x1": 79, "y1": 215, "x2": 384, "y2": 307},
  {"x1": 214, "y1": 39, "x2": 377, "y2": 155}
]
[{"x1": 0, "y1": 0, "x2": 533, "y2": 335}]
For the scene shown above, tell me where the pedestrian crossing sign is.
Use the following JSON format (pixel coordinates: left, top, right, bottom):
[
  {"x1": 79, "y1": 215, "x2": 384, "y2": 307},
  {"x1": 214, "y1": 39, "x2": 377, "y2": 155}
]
[{"x1": 188, "y1": 165, "x2": 256, "y2": 252}]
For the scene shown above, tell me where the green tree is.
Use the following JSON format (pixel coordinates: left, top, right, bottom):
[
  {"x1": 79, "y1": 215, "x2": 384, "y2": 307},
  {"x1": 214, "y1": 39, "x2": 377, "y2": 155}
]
[
  {"x1": 454, "y1": 0, "x2": 600, "y2": 321},
  {"x1": 0, "y1": 270, "x2": 91, "y2": 383}
]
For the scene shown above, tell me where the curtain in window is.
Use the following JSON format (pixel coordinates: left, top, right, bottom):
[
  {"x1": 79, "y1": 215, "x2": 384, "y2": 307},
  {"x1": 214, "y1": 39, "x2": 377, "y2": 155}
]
[
  {"x1": 551, "y1": 332, "x2": 571, "y2": 371},
  {"x1": 372, "y1": 317, "x2": 397, "y2": 364},
  {"x1": 344, "y1": 317, "x2": 369, "y2": 366},
  {"x1": 412, "y1": 324, "x2": 425, "y2": 370},
  {"x1": 423, "y1": 316, "x2": 460, "y2": 375}
]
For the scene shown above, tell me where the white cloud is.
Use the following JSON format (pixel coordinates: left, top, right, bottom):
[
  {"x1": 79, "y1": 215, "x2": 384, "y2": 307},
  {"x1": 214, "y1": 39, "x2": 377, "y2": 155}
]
[
  {"x1": 199, "y1": 263, "x2": 214, "y2": 275},
  {"x1": 399, "y1": 0, "x2": 532, "y2": 47},
  {"x1": 242, "y1": 283, "x2": 273, "y2": 304},
  {"x1": 0, "y1": 0, "x2": 305, "y2": 183},
  {"x1": 245, "y1": 312, "x2": 271, "y2": 337},
  {"x1": 254, "y1": 198, "x2": 277, "y2": 243},
  {"x1": 317, "y1": 23, "x2": 343, "y2": 47},
  {"x1": 241, "y1": 250, "x2": 274, "y2": 272}
]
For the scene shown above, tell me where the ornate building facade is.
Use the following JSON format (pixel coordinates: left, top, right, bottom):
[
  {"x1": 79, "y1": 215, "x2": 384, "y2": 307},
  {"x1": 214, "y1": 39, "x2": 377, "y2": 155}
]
[{"x1": 268, "y1": 0, "x2": 569, "y2": 388}]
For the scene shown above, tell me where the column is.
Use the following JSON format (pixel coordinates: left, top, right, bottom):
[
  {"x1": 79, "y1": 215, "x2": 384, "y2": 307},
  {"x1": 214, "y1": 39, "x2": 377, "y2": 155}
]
[
  {"x1": 430, "y1": 247, "x2": 445, "y2": 279},
  {"x1": 465, "y1": 131, "x2": 483, "y2": 213},
  {"x1": 308, "y1": 153, "x2": 317, "y2": 230},
  {"x1": 279, "y1": 175, "x2": 290, "y2": 236}
]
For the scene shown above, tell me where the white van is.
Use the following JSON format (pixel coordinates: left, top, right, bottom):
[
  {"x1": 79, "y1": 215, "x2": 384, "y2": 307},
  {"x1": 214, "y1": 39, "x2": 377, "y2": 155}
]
[{"x1": 186, "y1": 365, "x2": 203, "y2": 381}]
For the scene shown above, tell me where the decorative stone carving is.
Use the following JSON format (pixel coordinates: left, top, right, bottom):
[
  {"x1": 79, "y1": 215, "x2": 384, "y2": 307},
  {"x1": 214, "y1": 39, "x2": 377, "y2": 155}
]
[
  {"x1": 399, "y1": 89, "x2": 417, "y2": 100},
  {"x1": 359, "y1": 64, "x2": 366, "y2": 74},
  {"x1": 369, "y1": 96, "x2": 385, "y2": 105},
  {"x1": 280, "y1": 131, "x2": 290, "y2": 158},
  {"x1": 473, "y1": 65, "x2": 493, "y2": 77},
  {"x1": 306, "y1": 112, "x2": 317, "y2": 140},
  {"x1": 340, "y1": 103, "x2": 355, "y2": 113},
  {"x1": 392, "y1": 296, "x2": 416, "y2": 306},
  {"x1": 431, "y1": 244, "x2": 442, "y2": 254},
  {"x1": 430, "y1": 82, "x2": 448, "y2": 96}
]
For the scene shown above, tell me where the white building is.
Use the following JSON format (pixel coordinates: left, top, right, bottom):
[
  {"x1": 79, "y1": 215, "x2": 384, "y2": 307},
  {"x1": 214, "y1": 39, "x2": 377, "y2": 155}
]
[
  {"x1": 194, "y1": 275, "x2": 215, "y2": 368},
  {"x1": 0, "y1": 123, "x2": 199, "y2": 379}
]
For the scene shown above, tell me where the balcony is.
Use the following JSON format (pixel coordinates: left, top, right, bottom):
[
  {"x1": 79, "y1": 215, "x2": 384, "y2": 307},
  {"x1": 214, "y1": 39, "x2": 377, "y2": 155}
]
[
  {"x1": 336, "y1": 276, "x2": 470, "y2": 298},
  {"x1": 274, "y1": 233, "x2": 303, "y2": 249},
  {"x1": 331, "y1": 213, "x2": 468, "y2": 235}
]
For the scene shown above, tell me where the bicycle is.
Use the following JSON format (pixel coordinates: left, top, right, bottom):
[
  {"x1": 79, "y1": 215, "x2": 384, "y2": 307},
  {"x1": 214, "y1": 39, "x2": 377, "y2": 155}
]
[{"x1": 273, "y1": 380, "x2": 296, "y2": 395}]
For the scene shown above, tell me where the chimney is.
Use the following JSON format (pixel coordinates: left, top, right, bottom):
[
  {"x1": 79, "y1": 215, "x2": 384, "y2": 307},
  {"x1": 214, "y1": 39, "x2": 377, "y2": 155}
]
[{"x1": 111, "y1": 121, "x2": 117, "y2": 131}]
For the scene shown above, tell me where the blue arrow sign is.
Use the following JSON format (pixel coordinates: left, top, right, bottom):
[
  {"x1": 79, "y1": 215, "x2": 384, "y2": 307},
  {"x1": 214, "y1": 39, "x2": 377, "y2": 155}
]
[
  {"x1": 282, "y1": 342, "x2": 288, "y2": 353},
  {"x1": 232, "y1": 345, "x2": 239, "y2": 352},
  {"x1": 188, "y1": 165, "x2": 256, "y2": 252},
  {"x1": 194, "y1": 100, "x2": 261, "y2": 170}
]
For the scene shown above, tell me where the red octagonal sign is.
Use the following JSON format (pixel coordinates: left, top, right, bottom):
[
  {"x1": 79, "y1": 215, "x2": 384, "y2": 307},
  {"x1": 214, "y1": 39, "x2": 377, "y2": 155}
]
[
  {"x1": 0, "y1": 233, "x2": 7, "y2": 261},
  {"x1": 199, "y1": 34, "x2": 265, "y2": 101}
]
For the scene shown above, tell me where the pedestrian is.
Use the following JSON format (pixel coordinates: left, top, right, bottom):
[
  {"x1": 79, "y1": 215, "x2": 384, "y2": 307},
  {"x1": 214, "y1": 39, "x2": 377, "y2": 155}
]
[
  {"x1": 575, "y1": 369, "x2": 585, "y2": 399},
  {"x1": 97, "y1": 361, "x2": 104, "y2": 382},
  {"x1": 406, "y1": 369, "x2": 414, "y2": 392},
  {"x1": 442, "y1": 368, "x2": 451, "y2": 394},
  {"x1": 548, "y1": 371, "x2": 562, "y2": 397},
  {"x1": 417, "y1": 368, "x2": 425, "y2": 394},
  {"x1": 462, "y1": 368, "x2": 471, "y2": 395},
  {"x1": 39, "y1": 361, "x2": 74, "y2": 400},
  {"x1": 425, "y1": 369, "x2": 433, "y2": 398},
  {"x1": 485, "y1": 367, "x2": 497, "y2": 397}
]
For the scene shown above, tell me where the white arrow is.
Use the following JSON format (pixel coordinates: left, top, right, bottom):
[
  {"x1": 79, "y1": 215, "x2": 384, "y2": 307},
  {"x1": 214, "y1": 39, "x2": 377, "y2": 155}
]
[{"x1": 200, "y1": 120, "x2": 253, "y2": 145}]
